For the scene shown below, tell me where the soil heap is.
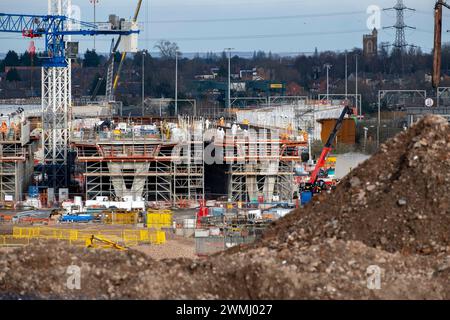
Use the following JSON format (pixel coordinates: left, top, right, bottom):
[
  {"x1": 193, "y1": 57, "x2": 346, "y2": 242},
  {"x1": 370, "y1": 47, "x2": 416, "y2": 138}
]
[
  {"x1": 263, "y1": 115, "x2": 450, "y2": 255},
  {"x1": 0, "y1": 115, "x2": 449, "y2": 299}
]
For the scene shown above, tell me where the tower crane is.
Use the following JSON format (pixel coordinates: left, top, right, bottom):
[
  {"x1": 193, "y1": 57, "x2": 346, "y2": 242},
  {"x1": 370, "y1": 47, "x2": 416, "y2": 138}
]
[
  {"x1": 0, "y1": 0, "x2": 139, "y2": 190},
  {"x1": 90, "y1": 0, "x2": 143, "y2": 102}
]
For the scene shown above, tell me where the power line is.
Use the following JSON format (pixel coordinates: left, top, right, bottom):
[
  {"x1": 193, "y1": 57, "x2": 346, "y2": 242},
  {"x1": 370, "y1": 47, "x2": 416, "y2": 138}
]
[
  {"x1": 415, "y1": 9, "x2": 450, "y2": 18},
  {"x1": 139, "y1": 29, "x2": 369, "y2": 42},
  {"x1": 148, "y1": 10, "x2": 364, "y2": 24},
  {"x1": 149, "y1": 0, "x2": 314, "y2": 9},
  {"x1": 0, "y1": 28, "x2": 365, "y2": 43}
]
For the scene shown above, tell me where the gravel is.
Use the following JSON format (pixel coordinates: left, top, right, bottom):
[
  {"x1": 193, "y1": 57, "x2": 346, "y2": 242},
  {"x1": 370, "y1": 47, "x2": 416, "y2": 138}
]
[{"x1": 0, "y1": 115, "x2": 449, "y2": 300}]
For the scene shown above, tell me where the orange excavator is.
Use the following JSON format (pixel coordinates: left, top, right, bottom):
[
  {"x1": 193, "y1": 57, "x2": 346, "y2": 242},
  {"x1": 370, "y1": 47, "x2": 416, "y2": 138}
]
[{"x1": 433, "y1": 1, "x2": 450, "y2": 88}]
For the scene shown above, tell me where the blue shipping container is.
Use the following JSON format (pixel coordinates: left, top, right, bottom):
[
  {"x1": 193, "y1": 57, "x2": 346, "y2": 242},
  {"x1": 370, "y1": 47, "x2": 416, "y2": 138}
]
[{"x1": 60, "y1": 214, "x2": 93, "y2": 223}]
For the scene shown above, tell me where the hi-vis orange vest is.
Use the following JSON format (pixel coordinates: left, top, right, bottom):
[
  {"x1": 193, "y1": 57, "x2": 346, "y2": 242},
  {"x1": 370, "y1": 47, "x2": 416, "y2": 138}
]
[{"x1": 0, "y1": 122, "x2": 7, "y2": 133}]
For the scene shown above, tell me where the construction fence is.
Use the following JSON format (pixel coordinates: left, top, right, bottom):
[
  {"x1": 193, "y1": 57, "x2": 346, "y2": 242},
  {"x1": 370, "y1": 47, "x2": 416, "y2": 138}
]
[
  {"x1": 103, "y1": 211, "x2": 139, "y2": 225},
  {"x1": 2, "y1": 227, "x2": 166, "y2": 247},
  {"x1": 146, "y1": 210, "x2": 172, "y2": 229},
  {"x1": 195, "y1": 235, "x2": 257, "y2": 256},
  {"x1": 0, "y1": 235, "x2": 30, "y2": 247}
]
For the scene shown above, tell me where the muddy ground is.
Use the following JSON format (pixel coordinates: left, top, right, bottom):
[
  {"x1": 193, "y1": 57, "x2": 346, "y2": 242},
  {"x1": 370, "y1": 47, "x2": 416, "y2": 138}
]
[{"x1": 0, "y1": 115, "x2": 449, "y2": 300}]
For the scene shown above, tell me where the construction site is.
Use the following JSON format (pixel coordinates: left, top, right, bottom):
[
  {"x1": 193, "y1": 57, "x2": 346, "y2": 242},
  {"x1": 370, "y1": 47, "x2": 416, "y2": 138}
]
[{"x1": 0, "y1": 0, "x2": 448, "y2": 302}]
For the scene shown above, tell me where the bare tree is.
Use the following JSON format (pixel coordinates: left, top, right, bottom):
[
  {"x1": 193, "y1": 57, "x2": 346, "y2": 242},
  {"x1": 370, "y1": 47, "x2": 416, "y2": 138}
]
[{"x1": 154, "y1": 40, "x2": 179, "y2": 59}]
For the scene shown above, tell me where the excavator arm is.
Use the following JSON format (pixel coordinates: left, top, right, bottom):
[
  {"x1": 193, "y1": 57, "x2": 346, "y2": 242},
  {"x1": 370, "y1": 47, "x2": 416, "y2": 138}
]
[{"x1": 85, "y1": 235, "x2": 127, "y2": 251}]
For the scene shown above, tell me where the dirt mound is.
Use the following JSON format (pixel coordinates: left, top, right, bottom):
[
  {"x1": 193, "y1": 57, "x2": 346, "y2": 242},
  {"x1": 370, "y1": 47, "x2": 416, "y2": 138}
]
[
  {"x1": 1, "y1": 240, "x2": 449, "y2": 299},
  {"x1": 264, "y1": 115, "x2": 450, "y2": 255},
  {"x1": 1, "y1": 115, "x2": 449, "y2": 299}
]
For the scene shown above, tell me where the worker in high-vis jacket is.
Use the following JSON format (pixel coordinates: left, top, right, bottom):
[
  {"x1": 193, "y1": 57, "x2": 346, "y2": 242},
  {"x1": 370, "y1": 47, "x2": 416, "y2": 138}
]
[
  {"x1": 11, "y1": 122, "x2": 20, "y2": 141},
  {"x1": 0, "y1": 121, "x2": 7, "y2": 140}
]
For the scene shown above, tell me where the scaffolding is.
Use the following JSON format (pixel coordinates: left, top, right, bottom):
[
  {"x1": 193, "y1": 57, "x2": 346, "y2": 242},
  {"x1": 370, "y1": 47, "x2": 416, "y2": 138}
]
[
  {"x1": 74, "y1": 116, "x2": 205, "y2": 207},
  {"x1": 0, "y1": 120, "x2": 35, "y2": 203},
  {"x1": 222, "y1": 127, "x2": 305, "y2": 203},
  {"x1": 173, "y1": 116, "x2": 204, "y2": 206}
]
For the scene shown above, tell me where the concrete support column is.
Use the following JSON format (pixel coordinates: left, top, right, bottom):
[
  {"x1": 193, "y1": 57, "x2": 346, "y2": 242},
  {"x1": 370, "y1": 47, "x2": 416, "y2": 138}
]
[
  {"x1": 131, "y1": 162, "x2": 150, "y2": 199},
  {"x1": 245, "y1": 164, "x2": 258, "y2": 201},
  {"x1": 262, "y1": 160, "x2": 279, "y2": 202},
  {"x1": 107, "y1": 162, "x2": 150, "y2": 200},
  {"x1": 107, "y1": 163, "x2": 127, "y2": 199}
]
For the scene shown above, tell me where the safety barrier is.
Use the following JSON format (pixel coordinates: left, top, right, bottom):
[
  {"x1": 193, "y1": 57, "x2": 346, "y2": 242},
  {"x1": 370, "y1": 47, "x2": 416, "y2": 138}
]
[
  {"x1": 9, "y1": 227, "x2": 166, "y2": 247},
  {"x1": 0, "y1": 235, "x2": 30, "y2": 247},
  {"x1": 195, "y1": 235, "x2": 256, "y2": 256},
  {"x1": 101, "y1": 210, "x2": 140, "y2": 225},
  {"x1": 112, "y1": 212, "x2": 138, "y2": 225},
  {"x1": 149, "y1": 230, "x2": 166, "y2": 244},
  {"x1": 146, "y1": 210, "x2": 172, "y2": 229}
]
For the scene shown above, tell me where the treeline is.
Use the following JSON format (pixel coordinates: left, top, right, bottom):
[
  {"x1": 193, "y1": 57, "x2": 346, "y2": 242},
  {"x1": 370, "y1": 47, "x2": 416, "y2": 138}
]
[
  {"x1": 4, "y1": 41, "x2": 450, "y2": 111},
  {"x1": 3, "y1": 45, "x2": 450, "y2": 84}
]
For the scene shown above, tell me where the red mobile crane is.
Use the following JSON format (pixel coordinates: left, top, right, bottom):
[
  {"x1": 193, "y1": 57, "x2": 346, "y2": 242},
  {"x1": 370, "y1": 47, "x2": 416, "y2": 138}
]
[{"x1": 302, "y1": 104, "x2": 353, "y2": 193}]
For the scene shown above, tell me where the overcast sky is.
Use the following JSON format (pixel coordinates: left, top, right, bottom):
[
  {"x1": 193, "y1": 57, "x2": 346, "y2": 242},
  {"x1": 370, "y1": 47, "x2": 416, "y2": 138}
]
[{"x1": 0, "y1": 0, "x2": 445, "y2": 55}]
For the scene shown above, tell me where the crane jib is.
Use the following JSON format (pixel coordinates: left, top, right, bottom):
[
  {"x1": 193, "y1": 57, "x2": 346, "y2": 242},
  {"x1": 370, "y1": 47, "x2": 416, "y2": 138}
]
[{"x1": 0, "y1": 12, "x2": 139, "y2": 68}]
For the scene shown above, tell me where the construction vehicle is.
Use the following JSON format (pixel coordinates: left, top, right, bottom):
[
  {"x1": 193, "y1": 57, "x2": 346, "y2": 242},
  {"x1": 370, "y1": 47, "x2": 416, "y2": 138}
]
[
  {"x1": 85, "y1": 235, "x2": 127, "y2": 251},
  {"x1": 300, "y1": 104, "x2": 353, "y2": 194},
  {"x1": 433, "y1": 0, "x2": 450, "y2": 88}
]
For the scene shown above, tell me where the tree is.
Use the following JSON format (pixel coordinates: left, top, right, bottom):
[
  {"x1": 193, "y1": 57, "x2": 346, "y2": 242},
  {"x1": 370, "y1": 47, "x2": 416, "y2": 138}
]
[
  {"x1": 132, "y1": 50, "x2": 152, "y2": 68},
  {"x1": 83, "y1": 50, "x2": 101, "y2": 67},
  {"x1": 20, "y1": 51, "x2": 32, "y2": 66},
  {"x1": 3, "y1": 51, "x2": 19, "y2": 67},
  {"x1": 154, "y1": 40, "x2": 179, "y2": 59},
  {"x1": 6, "y1": 68, "x2": 21, "y2": 82}
]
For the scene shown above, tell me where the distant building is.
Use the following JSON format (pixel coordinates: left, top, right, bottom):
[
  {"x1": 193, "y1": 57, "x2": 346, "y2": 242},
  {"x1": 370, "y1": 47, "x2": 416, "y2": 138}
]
[
  {"x1": 363, "y1": 28, "x2": 378, "y2": 57},
  {"x1": 286, "y1": 82, "x2": 303, "y2": 96},
  {"x1": 239, "y1": 69, "x2": 255, "y2": 81},
  {"x1": 211, "y1": 67, "x2": 219, "y2": 78},
  {"x1": 194, "y1": 74, "x2": 215, "y2": 80},
  {"x1": 195, "y1": 67, "x2": 221, "y2": 80},
  {"x1": 231, "y1": 73, "x2": 240, "y2": 80}
]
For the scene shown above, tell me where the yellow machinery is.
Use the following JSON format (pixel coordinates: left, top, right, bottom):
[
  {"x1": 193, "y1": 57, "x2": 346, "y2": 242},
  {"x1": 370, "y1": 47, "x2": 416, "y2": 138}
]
[{"x1": 85, "y1": 235, "x2": 127, "y2": 251}]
